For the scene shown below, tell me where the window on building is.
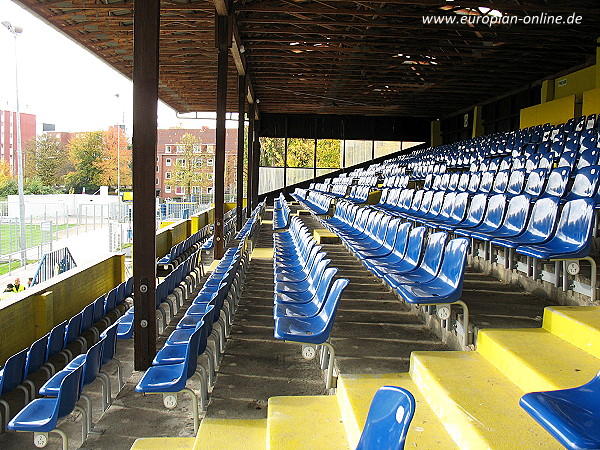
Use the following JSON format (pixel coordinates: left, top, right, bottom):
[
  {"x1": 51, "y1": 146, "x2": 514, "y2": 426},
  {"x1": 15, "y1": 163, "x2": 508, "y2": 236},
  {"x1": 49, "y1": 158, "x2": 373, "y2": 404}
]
[
  {"x1": 156, "y1": 165, "x2": 159, "y2": 172},
  {"x1": 165, "y1": 172, "x2": 172, "y2": 179},
  {"x1": 178, "y1": 159, "x2": 185, "y2": 166},
  {"x1": 193, "y1": 145, "x2": 201, "y2": 153},
  {"x1": 207, "y1": 158, "x2": 214, "y2": 166},
  {"x1": 165, "y1": 158, "x2": 172, "y2": 166},
  {"x1": 176, "y1": 145, "x2": 184, "y2": 153},
  {"x1": 175, "y1": 186, "x2": 185, "y2": 195},
  {"x1": 156, "y1": 178, "x2": 159, "y2": 185},
  {"x1": 165, "y1": 185, "x2": 172, "y2": 193},
  {"x1": 206, "y1": 173, "x2": 213, "y2": 180},
  {"x1": 207, "y1": 186, "x2": 213, "y2": 194},
  {"x1": 195, "y1": 158, "x2": 203, "y2": 168},
  {"x1": 165, "y1": 145, "x2": 172, "y2": 153}
]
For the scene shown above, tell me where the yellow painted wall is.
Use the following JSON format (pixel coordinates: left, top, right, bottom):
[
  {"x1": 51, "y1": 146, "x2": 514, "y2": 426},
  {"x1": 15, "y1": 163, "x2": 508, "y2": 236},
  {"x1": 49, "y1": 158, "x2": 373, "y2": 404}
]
[
  {"x1": 156, "y1": 226, "x2": 172, "y2": 259},
  {"x1": 554, "y1": 66, "x2": 596, "y2": 103},
  {"x1": 0, "y1": 254, "x2": 124, "y2": 364},
  {"x1": 583, "y1": 87, "x2": 600, "y2": 117},
  {"x1": 170, "y1": 219, "x2": 191, "y2": 247},
  {"x1": 520, "y1": 95, "x2": 576, "y2": 128}
]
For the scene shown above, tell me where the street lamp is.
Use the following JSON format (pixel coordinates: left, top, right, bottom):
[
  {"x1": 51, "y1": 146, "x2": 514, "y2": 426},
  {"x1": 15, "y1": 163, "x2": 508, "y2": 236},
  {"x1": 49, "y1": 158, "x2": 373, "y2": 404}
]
[
  {"x1": 114, "y1": 93, "x2": 125, "y2": 222},
  {"x1": 2, "y1": 21, "x2": 27, "y2": 266}
]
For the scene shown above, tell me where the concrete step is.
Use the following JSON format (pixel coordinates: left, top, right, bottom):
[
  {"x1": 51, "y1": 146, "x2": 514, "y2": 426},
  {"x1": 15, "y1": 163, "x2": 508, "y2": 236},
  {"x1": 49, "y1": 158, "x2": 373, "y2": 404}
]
[
  {"x1": 409, "y1": 351, "x2": 562, "y2": 449},
  {"x1": 267, "y1": 395, "x2": 350, "y2": 450},
  {"x1": 542, "y1": 306, "x2": 600, "y2": 358},
  {"x1": 336, "y1": 373, "x2": 458, "y2": 449},
  {"x1": 131, "y1": 438, "x2": 195, "y2": 449},
  {"x1": 477, "y1": 328, "x2": 600, "y2": 392},
  {"x1": 193, "y1": 418, "x2": 267, "y2": 450}
]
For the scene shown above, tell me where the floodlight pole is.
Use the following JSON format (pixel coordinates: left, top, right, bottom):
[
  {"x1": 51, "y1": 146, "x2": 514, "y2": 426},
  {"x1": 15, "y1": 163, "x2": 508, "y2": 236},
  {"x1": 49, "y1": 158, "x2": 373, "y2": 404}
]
[{"x1": 2, "y1": 21, "x2": 27, "y2": 266}]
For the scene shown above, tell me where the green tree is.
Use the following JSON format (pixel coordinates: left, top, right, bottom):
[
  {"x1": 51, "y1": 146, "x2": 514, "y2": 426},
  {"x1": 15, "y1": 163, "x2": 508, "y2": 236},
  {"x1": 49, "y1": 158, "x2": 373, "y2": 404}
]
[
  {"x1": 0, "y1": 161, "x2": 16, "y2": 197},
  {"x1": 65, "y1": 131, "x2": 105, "y2": 193},
  {"x1": 24, "y1": 134, "x2": 71, "y2": 186},
  {"x1": 287, "y1": 138, "x2": 314, "y2": 168},
  {"x1": 316, "y1": 139, "x2": 341, "y2": 168},
  {"x1": 97, "y1": 126, "x2": 132, "y2": 189},
  {"x1": 173, "y1": 133, "x2": 202, "y2": 201},
  {"x1": 259, "y1": 137, "x2": 285, "y2": 167}
]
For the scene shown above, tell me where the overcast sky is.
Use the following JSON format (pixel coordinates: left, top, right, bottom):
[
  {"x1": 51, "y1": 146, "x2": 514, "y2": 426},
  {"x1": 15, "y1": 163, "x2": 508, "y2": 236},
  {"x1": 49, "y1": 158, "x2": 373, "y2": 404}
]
[{"x1": 0, "y1": 0, "x2": 231, "y2": 134}]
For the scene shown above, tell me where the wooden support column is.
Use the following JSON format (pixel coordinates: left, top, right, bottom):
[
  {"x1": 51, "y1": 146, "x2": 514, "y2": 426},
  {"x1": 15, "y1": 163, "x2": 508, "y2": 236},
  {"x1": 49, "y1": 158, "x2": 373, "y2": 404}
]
[
  {"x1": 251, "y1": 118, "x2": 260, "y2": 209},
  {"x1": 132, "y1": 0, "x2": 159, "y2": 370},
  {"x1": 246, "y1": 104, "x2": 255, "y2": 217},
  {"x1": 236, "y1": 75, "x2": 246, "y2": 230},
  {"x1": 214, "y1": 15, "x2": 231, "y2": 260}
]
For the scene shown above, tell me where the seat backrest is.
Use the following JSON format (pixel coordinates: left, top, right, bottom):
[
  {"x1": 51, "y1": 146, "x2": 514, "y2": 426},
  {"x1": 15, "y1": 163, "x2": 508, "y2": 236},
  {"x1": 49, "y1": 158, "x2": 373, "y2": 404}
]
[
  {"x1": 576, "y1": 149, "x2": 600, "y2": 170},
  {"x1": 457, "y1": 173, "x2": 470, "y2": 191},
  {"x1": 419, "y1": 232, "x2": 448, "y2": 277},
  {"x1": 184, "y1": 323, "x2": 204, "y2": 380},
  {"x1": 543, "y1": 167, "x2": 571, "y2": 198},
  {"x1": 506, "y1": 169, "x2": 526, "y2": 196},
  {"x1": 524, "y1": 168, "x2": 548, "y2": 198},
  {"x1": 26, "y1": 334, "x2": 49, "y2": 377},
  {"x1": 426, "y1": 191, "x2": 445, "y2": 217},
  {"x1": 481, "y1": 194, "x2": 507, "y2": 228},
  {"x1": 93, "y1": 295, "x2": 106, "y2": 323},
  {"x1": 416, "y1": 190, "x2": 434, "y2": 215},
  {"x1": 57, "y1": 364, "x2": 85, "y2": 419},
  {"x1": 81, "y1": 303, "x2": 95, "y2": 332},
  {"x1": 0, "y1": 349, "x2": 28, "y2": 394},
  {"x1": 558, "y1": 150, "x2": 577, "y2": 170},
  {"x1": 525, "y1": 196, "x2": 560, "y2": 239},
  {"x1": 402, "y1": 227, "x2": 427, "y2": 267},
  {"x1": 318, "y1": 278, "x2": 350, "y2": 338},
  {"x1": 478, "y1": 171, "x2": 495, "y2": 193},
  {"x1": 492, "y1": 170, "x2": 509, "y2": 194},
  {"x1": 100, "y1": 319, "x2": 120, "y2": 365},
  {"x1": 501, "y1": 195, "x2": 531, "y2": 234},
  {"x1": 568, "y1": 165, "x2": 600, "y2": 199},
  {"x1": 448, "y1": 173, "x2": 460, "y2": 191},
  {"x1": 356, "y1": 385, "x2": 416, "y2": 450},
  {"x1": 408, "y1": 190, "x2": 424, "y2": 212},
  {"x1": 390, "y1": 222, "x2": 412, "y2": 256},
  {"x1": 438, "y1": 238, "x2": 471, "y2": 290},
  {"x1": 553, "y1": 198, "x2": 595, "y2": 256},
  {"x1": 314, "y1": 267, "x2": 339, "y2": 306},
  {"x1": 449, "y1": 192, "x2": 470, "y2": 222},
  {"x1": 82, "y1": 336, "x2": 105, "y2": 386},
  {"x1": 467, "y1": 172, "x2": 481, "y2": 193},
  {"x1": 47, "y1": 320, "x2": 68, "y2": 358},
  {"x1": 64, "y1": 312, "x2": 83, "y2": 346}
]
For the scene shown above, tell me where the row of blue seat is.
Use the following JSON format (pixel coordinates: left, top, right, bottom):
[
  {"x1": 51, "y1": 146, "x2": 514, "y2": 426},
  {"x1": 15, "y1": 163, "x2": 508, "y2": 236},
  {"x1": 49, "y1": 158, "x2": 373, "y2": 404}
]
[
  {"x1": 273, "y1": 193, "x2": 291, "y2": 231},
  {"x1": 322, "y1": 202, "x2": 472, "y2": 345},
  {"x1": 135, "y1": 206, "x2": 263, "y2": 432},
  {"x1": 291, "y1": 189, "x2": 334, "y2": 215},
  {"x1": 157, "y1": 224, "x2": 210, "y2": 269},
  {"x1": 7, "y1": 319, "x2": 123, "y2": 449},
  {"x1": 272, "y1": 212, "x2": 349, "y2": 389},
  {"x1": 0, "y1": 276, "x2": 132, "y2": 434},
  {"x1": 136, "y1": 232, "x2": 256, "y2": 432}
]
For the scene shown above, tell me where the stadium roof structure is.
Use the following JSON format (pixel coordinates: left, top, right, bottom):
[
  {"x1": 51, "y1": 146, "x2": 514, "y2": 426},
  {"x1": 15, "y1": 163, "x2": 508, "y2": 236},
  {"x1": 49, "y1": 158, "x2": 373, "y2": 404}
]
[{"x1": 13, "y1": 0, "x2": 600, "y2": 118}]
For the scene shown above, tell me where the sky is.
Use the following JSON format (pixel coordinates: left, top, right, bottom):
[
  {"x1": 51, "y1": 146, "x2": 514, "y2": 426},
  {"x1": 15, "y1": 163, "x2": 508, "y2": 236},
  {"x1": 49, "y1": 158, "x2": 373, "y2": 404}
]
[{"x1": 0, "y1": 0, "x2": 232, "y2": 134}]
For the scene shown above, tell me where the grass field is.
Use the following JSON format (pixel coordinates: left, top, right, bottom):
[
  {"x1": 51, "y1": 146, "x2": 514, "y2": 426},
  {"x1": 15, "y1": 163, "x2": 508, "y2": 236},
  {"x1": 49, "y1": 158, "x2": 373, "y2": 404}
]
[
  {"x1": 0, "y1": 260, "x2": 36, "y2": 277},
  {"x1": 0, "y1": 222, "x2": 74, "y2": 255}
]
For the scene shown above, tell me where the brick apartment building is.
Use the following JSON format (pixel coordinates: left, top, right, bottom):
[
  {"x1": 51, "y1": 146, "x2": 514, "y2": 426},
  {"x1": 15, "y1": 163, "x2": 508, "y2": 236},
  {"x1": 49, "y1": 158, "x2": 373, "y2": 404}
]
[
  {"x1": 156, "y1": 127, "x2": 239, "y2": 200},
  {"x1": 0, "y1": 110, "x2": 36, "y2": 176}
]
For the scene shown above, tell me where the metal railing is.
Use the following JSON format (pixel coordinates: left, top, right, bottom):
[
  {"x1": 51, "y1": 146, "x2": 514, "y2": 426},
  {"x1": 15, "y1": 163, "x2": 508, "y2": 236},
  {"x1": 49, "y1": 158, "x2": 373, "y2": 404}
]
[{"x1": 30, "y1": 247, "x2": 77, "y2": 286}]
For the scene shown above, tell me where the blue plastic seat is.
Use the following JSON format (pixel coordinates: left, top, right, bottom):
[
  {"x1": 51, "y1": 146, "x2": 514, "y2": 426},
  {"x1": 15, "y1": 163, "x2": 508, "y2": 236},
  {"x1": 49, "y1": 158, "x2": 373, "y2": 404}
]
[
  {"x1": 437, "y1": 193, "x2": 487, "y2": 232},
  {"x1": 274, "y1": 278, "x2": 349, "y2": 389},
  {"x1": 492, "y1": 196, "x2": 560, "y2": 249},
  {"x1": 356, "y1": 386, "x2": 416, "y2": 450},
  {"x1": 394, "y1": 237, "x2": 472, "y2": 345},
  {"x1": 491, "y1": 170, "x2": 509, "y2": 194},
  {"x1": 505, "y1": 169, "x2": 526, "y2": 197},
  {"x1": 363, "y1": 226, "x2": 426, "y2": 279},
  {"x1": 0, "y1": 349, "x2": 29, "y2": 428},
  {"x1": 468, "y1": 194, "x2": 531, "y2": 242},
  {"x1": 45, "y1": 321, "x2": 68, "y2": 372},
  {"x1": 558, "y1": 150, "x2": 577, "y2": 171},
  {"x1": 523, "y1": 168, "x2": 548, "y2": 199},
  {"x1": 520, "y1": 371, "x2": 600, "y2": 450},
  {"x1": 542, "y1": 167, "x2": 571, "y2": 198},
  {"x1": 425, "y1": 192, "x2": 469, "y2": 229},
  {"x1": 23, "y1": 334, "x2": 51, "y2": 400},
  {"x1": 274, "y1": 267, "x2": 338, "y2": 317},
  {"x1": 135, "y1": 323, "x2": 204, "y2": 433},
  {"x1": 100, "y1": 320, "x2": 125, "y2": 407},
  {"x1": 455, "y1": 194, "x2": 507, "y2": 238},
  {"x1": 8, "y1": 364, "x2": 85, "y2": 450},
  {"x1": 383, "y1": 232, "x2": 447, "y2": 288},
  {"x1": 563, "y1": 165, "x2": 600, "y2": 202}
]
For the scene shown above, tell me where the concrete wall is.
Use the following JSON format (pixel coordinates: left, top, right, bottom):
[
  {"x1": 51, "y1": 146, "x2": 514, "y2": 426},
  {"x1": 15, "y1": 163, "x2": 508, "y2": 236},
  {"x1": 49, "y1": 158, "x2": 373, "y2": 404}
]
[{"x1": 0, "y1": 254, "x2": 124, "y2": 365}]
